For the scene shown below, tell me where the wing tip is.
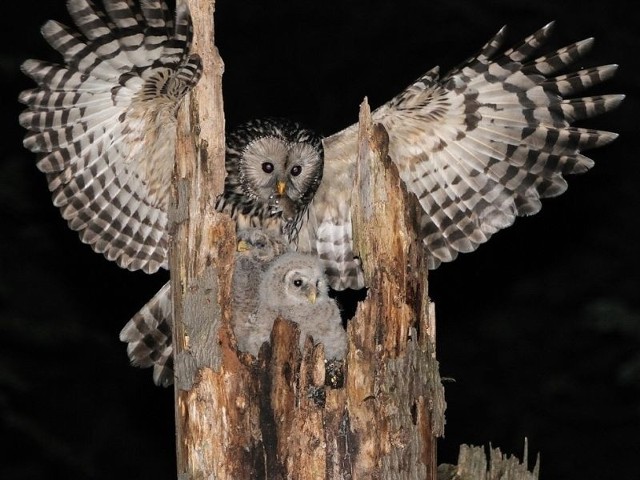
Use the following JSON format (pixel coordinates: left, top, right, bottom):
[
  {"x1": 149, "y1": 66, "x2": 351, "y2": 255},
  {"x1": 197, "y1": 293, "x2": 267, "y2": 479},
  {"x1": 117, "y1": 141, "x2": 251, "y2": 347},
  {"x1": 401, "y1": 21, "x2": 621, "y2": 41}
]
[
  {"x1": 575, "y1": 36, "x2": 595, "y2": 54},
  {"x1": 605, "y1": 94, "x2": 626, "y2": 112},
  {"x1": 541, "y1": 20, "x2": 556, "y2": 35}
]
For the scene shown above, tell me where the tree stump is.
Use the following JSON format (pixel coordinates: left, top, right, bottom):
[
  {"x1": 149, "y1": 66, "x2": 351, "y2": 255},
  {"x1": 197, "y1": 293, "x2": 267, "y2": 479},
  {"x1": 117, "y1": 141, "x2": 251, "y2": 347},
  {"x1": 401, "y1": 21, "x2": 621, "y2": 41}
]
[
  {"x1": 170, "y1": 0, "x2": 445, "y2": 477},
  {"x1": 438, "y1": 442, "x2": 539, "y2": 480}
]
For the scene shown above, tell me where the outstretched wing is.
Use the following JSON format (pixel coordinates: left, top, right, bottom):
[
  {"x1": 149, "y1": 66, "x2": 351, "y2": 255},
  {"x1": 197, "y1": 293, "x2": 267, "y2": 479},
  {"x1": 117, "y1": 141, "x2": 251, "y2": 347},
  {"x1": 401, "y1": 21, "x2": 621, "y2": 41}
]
[
  {"x1": 19, "y1": 0, "x2": 202, "y2": 273},
  {"x1": 311, "y1": 22, "x2": 623, "y2": 289}
]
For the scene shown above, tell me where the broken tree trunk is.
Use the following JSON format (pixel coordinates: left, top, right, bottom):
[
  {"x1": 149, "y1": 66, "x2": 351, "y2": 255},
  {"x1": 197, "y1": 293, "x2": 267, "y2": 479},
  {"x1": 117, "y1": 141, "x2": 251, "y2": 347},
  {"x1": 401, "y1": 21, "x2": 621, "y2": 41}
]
[
  {"x1": 170, "y1": 0, "x2": 239, "y2": 477},
  {"x1": 437, "y1": 442, "x2": 540, "y2": 480},
  {"x1": 346, "y1": 99, "x2": 446, "y2": 477},
  {"x1": 226, "y1": 100, "x2": 446, "y2": 478},
  {"x1": 170, "y1": 0, "x2": 445, "y2": 476}
]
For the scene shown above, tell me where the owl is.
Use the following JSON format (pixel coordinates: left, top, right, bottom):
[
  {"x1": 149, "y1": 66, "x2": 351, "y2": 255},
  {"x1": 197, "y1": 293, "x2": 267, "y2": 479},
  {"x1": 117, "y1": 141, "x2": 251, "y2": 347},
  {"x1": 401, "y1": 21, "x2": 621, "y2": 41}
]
[
  {"x1": 232, "y1": 228, "x2": 290, "y2": 321},
  {"x1": 235, "y1": 253, "x2": 347, "y2": 361},
  {"x1": 120, "y1": 228, "x2": 288, "y2": 386},
  {"x1": 20, "y1": 4, "x2": 623, "y2": 344},
  {"x1": 215, "y1": 117, "x2": 325, "y2": 241}
]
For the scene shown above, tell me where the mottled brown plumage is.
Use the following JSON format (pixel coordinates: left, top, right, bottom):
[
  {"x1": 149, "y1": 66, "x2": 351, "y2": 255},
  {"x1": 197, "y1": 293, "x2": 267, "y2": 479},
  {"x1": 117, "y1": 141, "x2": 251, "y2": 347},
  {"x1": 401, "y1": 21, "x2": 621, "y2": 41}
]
[
  {"x1": 303, "y1": 23, "x2": 623, "y2": 288},
  {"x1": 20, "y1": 0, "x2": 201, "y2": 274}
]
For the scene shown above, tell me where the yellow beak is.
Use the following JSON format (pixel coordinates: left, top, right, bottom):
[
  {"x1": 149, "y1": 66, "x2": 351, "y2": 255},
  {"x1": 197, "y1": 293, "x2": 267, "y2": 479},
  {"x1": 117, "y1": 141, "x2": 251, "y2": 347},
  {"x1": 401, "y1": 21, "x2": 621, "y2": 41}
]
[
  {"x1": 307, "y1": 288, "x2": 317, "y2": 305},
  {"x1": 237, "y1": 240, "x2": 250, "y2": 252},
  {"x1": 276, "y1": 181, "x2": 286, "y2": 195}
]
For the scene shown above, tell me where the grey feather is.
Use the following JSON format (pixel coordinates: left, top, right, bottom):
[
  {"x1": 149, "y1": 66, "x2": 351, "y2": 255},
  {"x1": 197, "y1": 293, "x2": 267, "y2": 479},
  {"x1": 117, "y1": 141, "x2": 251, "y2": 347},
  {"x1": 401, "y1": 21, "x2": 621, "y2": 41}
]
[
  {"x1": 307, "y1": 22, "x2": 622, "y2": 285},
  {"x1": 238, "y1": 252, "x2": 347, "y2": 360},
  {"x1": 119, "y1": 228, "x2": 289, "y2": 386}
]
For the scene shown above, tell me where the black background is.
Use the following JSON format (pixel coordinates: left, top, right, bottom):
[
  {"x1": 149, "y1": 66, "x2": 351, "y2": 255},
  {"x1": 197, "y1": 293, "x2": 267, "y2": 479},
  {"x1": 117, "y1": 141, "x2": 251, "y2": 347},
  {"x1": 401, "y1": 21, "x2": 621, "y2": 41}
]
[{"x1": 1, "y1": 0, "x2": 638, "y2": 478}]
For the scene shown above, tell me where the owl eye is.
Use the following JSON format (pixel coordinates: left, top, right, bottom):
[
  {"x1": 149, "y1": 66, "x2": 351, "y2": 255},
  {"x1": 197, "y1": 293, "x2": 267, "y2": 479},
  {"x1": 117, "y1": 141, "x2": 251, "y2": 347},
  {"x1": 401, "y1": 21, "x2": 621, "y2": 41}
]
[
  {"x1": 290, "y1": 165, "x2": 302, "y2": 177},
  {"x1": 293, "y1": 279, "x2": 303, "y2": 287},
  {"x1": 262, "y1": 162, "x2": 274, "y2": 173}
]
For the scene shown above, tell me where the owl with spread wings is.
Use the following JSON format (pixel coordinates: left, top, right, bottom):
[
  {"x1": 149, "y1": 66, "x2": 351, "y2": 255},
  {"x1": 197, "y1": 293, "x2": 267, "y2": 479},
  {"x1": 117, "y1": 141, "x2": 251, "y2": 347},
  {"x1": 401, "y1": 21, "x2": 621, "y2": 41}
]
[{"x1": 20, "y1": 2, "x2": 622, "y2": 299}]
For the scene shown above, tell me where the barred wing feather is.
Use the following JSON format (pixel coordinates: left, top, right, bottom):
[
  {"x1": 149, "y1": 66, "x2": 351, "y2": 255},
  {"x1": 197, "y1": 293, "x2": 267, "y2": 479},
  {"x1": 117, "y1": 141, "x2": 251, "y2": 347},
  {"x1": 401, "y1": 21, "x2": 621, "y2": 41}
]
[
  {"x1": 315, "y1": 22, "x2": 622, "y2": 289},
  {"x1": 19, "y1": 0, "x2": 202, "y2": 273}
]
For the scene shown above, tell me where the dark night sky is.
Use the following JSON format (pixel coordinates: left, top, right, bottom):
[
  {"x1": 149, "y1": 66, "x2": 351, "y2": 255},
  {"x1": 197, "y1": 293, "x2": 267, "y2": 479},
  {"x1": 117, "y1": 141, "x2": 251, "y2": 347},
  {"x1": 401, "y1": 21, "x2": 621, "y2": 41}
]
[{"x1": 1, "y1": 0, "x2": 638, "y2": 478}]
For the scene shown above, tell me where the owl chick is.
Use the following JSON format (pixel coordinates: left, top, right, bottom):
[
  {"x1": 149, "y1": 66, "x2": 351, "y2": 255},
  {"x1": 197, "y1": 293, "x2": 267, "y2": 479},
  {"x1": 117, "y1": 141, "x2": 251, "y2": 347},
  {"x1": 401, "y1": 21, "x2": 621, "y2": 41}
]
[
  {"x1": 232, "y1": 228, "x2": 290, "y2": 321},
  {"x1": 235, "y1": 252, "x2": 347, "y2": 360},
  {"x1": 120, "y1": 228, "x2": 288, "y2": 386}
]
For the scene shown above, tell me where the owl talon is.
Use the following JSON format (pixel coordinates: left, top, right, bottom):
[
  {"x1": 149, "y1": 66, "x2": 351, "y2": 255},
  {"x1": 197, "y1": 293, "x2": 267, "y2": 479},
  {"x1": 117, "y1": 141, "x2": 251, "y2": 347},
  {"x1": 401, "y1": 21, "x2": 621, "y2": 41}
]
[
  {"x1": 268, "y1": 195, "x2": 281, "y2": 215},
  {"x1": 268, "y1": 203, "x2": 283, "y2": 217},
  {"x1": 268, "y1": 194, "x2": 297, "y2": 221}
]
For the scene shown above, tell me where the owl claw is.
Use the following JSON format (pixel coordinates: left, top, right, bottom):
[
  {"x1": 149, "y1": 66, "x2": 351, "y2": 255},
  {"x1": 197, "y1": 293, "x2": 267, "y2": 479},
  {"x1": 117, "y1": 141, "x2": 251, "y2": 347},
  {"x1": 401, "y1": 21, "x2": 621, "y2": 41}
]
[
  {"x1": 268, "y1": 195, "x2": 282, "y2": 216},
  {"x1": 268, "y1": 194, "x2": 297, "y2": 221}
]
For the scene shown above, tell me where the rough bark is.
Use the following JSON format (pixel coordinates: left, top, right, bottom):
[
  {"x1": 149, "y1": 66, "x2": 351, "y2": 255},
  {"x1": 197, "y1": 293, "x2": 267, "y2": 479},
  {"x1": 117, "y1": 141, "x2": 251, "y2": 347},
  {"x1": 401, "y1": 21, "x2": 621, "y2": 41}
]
[
  {"x1": 170, "y1": 0, "x2": 239, "y2": 477},
  {"x1": 437, "y1": 442, "x2": 539, "y2": 480},
  {"x1": 170, "y1": 0, "x2": 446, "y2": 475},
  {"x1": 347, "y1": 99, "x2": 446, "y2": 478}
]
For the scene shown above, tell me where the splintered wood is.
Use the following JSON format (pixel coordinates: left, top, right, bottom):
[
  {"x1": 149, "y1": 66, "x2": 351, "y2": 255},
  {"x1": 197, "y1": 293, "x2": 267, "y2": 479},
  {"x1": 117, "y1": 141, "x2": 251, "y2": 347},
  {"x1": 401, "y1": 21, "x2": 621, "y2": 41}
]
[
  {"x1": 171, "y1": 0, "x2": 445, "y2": 476},
  {"x1": 223, "y1": 99, "x2": 445, "y2": 478},
  {"x1": 438, "y1": 443, "x2": 540, "y2": 480},
  {"x1": 170, "y1": 0, "x2": 237, "y2": 477}
]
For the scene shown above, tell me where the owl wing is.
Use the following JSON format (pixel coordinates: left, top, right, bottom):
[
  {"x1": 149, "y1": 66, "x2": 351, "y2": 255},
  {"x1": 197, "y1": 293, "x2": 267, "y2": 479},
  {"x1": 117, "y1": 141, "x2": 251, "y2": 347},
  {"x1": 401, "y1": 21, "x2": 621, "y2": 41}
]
[
  {"x1": 296, "y1": 175, "x2": 364, "y2": 291},
  {"x1": 310, "y1": 22, "x2": 623, "y2": 289},
  {"x1": 119, "y1": 281, "x2": 174, "y2": 387},
  {"x1": 19, "y1": 0, "x2": 202, "y2": 273}
]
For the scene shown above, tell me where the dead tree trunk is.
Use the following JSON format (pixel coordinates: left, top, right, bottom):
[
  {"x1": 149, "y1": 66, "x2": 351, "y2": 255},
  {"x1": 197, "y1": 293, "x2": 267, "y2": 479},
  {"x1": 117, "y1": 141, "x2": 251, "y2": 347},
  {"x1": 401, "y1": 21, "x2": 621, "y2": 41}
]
[
  {"x1": 169, "y1": 2, "x2": 544, "y2": 478},
  {"x1": 438, "y1": 442, "x2": 539, "y2": 480},
  {"x1": 170, "y1": 0, "x2": 445, "y2": 476},
  {"x1": 346, "y1": 100, "x2": 446, "y2": 477},
  {"x1": 170, "y1": 0, "x2": 238, "y2": 477}
]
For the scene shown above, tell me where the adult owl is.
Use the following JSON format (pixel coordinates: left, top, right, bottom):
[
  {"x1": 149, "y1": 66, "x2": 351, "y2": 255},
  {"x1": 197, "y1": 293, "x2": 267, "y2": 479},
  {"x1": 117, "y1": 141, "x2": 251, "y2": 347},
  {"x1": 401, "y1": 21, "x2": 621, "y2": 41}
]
[
  {"x1": 20, "y1": 2, "x2": 623, "y2": 288},
  {"x1": 215, "y1": 117, "x2": 325, "y2": 242},
  {"x1": 120, "y1": 228, "x2": 288, "y2": 386},
  {"x1": 236, "y1": 253, "x2": 347, "y2": 361}
]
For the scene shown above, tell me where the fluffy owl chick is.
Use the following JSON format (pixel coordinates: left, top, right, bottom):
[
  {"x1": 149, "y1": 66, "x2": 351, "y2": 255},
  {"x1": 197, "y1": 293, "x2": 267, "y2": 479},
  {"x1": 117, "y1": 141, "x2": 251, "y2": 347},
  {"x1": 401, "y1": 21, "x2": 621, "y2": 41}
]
[
  {"x1": 235, "y1": 253, "x2": 347, "y2": 360},
  {"x1": 119, "y1": 228, "x2": 288, "y2": 386},
  {"x1": 233, "y1": 228, "x2": 290, "y2": 321},
  {"x1": 216, "y1": 118, "x2": 325, "y2": 241}
]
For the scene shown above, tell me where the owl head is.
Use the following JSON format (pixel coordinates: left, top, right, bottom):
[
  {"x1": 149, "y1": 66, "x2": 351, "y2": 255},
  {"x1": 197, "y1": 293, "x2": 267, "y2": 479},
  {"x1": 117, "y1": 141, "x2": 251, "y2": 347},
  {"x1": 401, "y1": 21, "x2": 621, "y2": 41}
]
[
  {"x1": 261, "y1": 252, "x2": 330, "y2": 308},
  {"x1": 236, "y1": 228, "x2": 288, "y2": 263},
  {"x1": 224, "y1": 118, "x2": 324, "y2": 222}
]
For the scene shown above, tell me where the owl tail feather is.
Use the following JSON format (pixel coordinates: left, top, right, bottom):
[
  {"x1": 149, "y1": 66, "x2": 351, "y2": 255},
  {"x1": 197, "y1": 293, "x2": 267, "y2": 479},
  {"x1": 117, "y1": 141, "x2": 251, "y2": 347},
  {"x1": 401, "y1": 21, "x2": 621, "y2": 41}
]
[{"x1": 119, "y1": 282, "x2": 174, "y2": 387}]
